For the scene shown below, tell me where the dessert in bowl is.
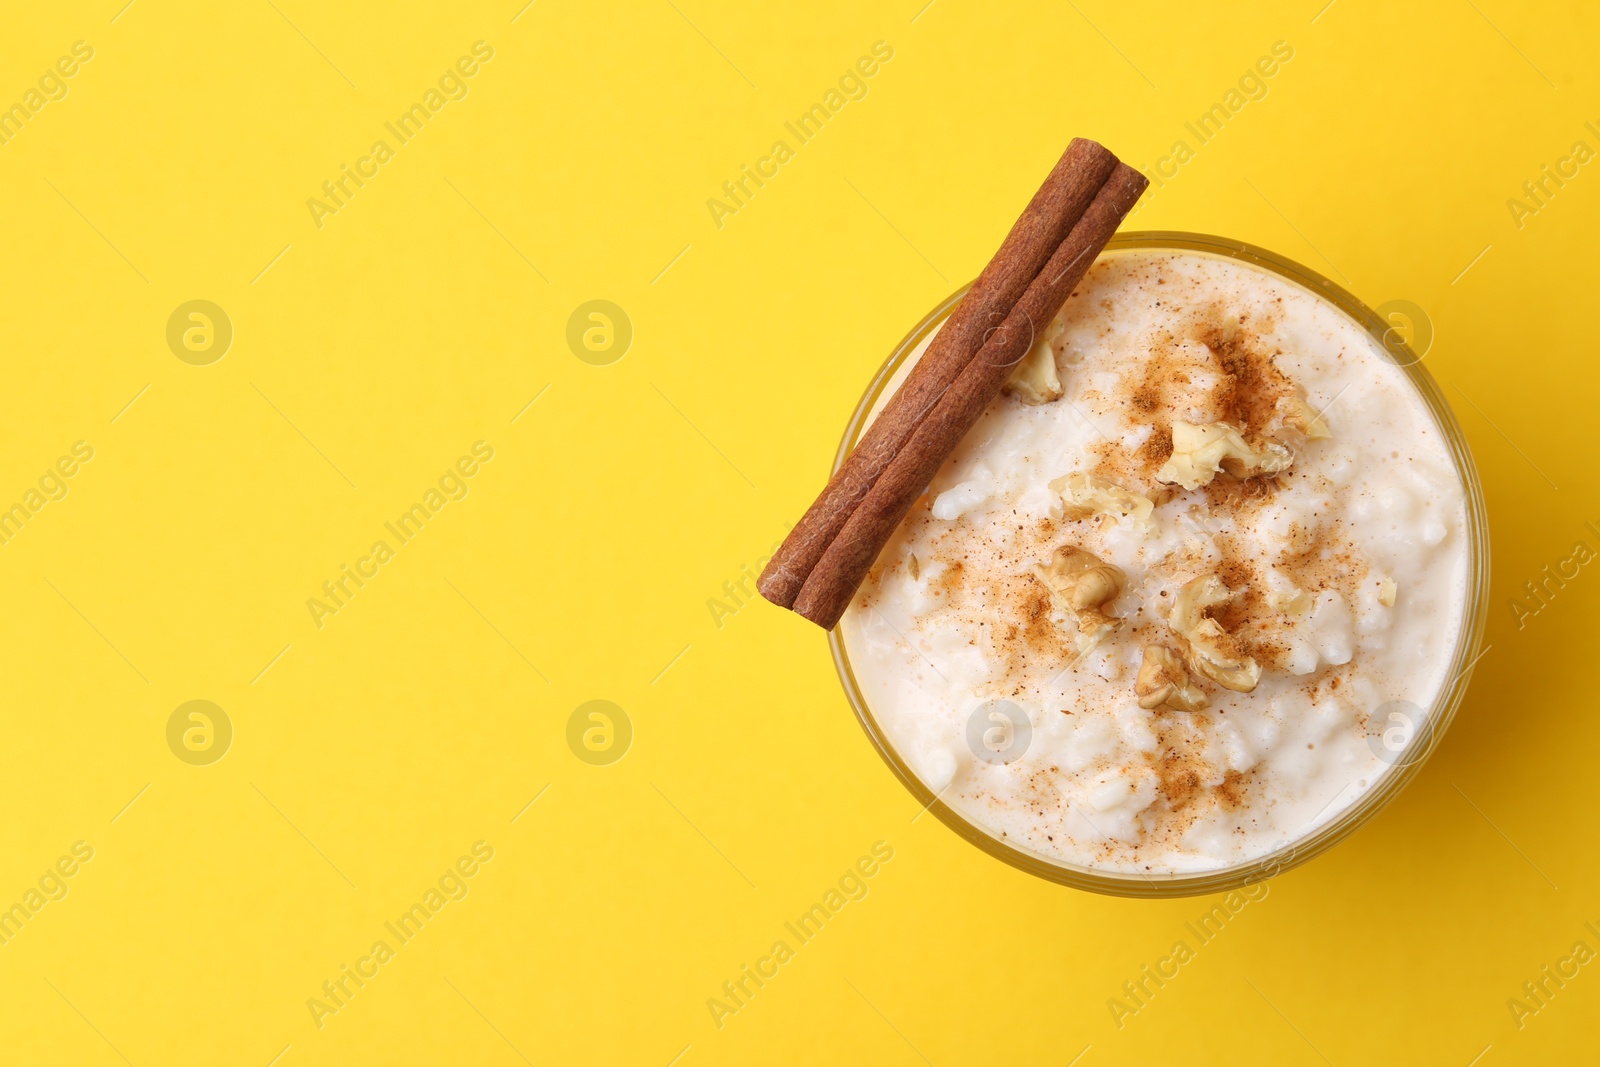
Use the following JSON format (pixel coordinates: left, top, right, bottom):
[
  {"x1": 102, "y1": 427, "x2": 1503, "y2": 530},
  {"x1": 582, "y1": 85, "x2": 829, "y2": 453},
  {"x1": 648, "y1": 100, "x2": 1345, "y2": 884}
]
[{"x1": 832, "y1": 233, "x2": 1487, "y2": 896}]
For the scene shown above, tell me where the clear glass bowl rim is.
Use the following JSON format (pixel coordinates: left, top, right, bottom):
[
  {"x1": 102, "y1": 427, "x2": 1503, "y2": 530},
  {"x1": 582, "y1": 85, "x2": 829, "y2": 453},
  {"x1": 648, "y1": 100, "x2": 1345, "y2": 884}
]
[{"x1": 827, "y1": 229, "x2": 1491, "y2": 898}]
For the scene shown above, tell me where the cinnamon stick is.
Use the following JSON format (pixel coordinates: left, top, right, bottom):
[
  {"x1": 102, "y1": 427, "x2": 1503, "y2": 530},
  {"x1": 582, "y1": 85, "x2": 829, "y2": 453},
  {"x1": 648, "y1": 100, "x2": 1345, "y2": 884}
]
[
  {"x1": 792, "y1": 163, "x2": 1149, "y2": 629},
  {"x1": 757, "y1": 139, "x2": 1119, "y2": 608}
]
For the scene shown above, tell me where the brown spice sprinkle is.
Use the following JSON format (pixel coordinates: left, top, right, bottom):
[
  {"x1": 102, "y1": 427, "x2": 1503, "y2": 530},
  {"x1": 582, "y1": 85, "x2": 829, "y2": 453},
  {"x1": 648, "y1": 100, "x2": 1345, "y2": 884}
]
[
  {"x1": 1202, "y1": 309, "x2": 1296, "y2": 434},
  {"x1": 1206, "y1": 535, "x2": 1264, "y2": 644},
  {"x1": 1157, "y1": 749, "x2": 1205, "y2": 812},
  {"x1": 1120, "y1": 711, "x2": 1258, "y2": 846},
  {"x1": 1214, "y1": 770, "x2": 1249, "y2": 811},
  {"x1": 1137, "y1": 426, "x2": 1173, "y2": 468},
  {"x1": 932, "y1": 559, "x2": 966, "y2": 599},
  {"x1": 1088, "y1": 304, "x2": 1297, "y2": 503},
  {"x1": 1203, "y1": 471, "x2": 1282, "y2": 510},
  {"x1": 1277, "y1": 518, "x2": 1371, "y2": 601}
]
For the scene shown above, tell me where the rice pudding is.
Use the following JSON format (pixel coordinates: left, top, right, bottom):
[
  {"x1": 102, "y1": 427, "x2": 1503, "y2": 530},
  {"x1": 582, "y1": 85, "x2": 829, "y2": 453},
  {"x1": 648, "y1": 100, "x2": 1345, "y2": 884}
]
[{"x1": 839, "y1": 249, "x2": 1470, "y2": 874}]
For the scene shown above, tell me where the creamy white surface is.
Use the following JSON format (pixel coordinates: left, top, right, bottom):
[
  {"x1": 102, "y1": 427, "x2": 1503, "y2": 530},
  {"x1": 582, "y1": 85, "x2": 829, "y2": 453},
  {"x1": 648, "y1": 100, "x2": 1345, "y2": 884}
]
[{"x1": 839, "y1": 250, "x2": 1470, "y2": 874}]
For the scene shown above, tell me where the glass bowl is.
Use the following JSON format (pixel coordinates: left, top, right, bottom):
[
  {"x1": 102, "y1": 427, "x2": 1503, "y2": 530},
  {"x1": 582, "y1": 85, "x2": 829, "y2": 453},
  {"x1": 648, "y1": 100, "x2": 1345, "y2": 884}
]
[{"x1": 828, "y1": 230, "x2": 1490, "y2": 898}]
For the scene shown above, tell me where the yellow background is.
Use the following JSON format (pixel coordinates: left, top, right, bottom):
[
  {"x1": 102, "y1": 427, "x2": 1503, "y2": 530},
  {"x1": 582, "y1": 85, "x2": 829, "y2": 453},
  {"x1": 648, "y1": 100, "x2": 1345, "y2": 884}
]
[{"x1": 0, "y1": 0, "x2": 1593, "y2": 1063}]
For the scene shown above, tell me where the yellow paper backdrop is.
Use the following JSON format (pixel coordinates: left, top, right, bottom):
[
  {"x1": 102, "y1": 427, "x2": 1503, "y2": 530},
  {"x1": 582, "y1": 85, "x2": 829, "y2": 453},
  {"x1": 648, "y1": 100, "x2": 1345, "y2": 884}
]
[{"x1": 0, "y1": 1, "x2": 1593, "y2": 1063}]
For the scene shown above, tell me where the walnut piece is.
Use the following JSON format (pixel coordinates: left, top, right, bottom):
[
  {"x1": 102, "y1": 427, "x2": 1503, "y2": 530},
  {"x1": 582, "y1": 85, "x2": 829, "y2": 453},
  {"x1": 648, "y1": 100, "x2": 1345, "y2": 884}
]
[
  {"x1": 1003, "y1": 335, "x2": 1063, "y2": 404},
  {"x1": 1263, "y1": 566, "x2": 1314, "y2": 615},
  {"x1": 1135, "y1": 646, "x2": 1209, "y2": 712},
  {"x1": 1156, "y1": 421, "x2": 1294, "y2": 491},
  {"x1": 1167, "y1": 574, "x2": 1262, "y2": 693},
  {"x1": 1033, "y1": 546, "x2": 1126, "y2": 657},
  {"x1": 1049, "y1": 472, "x2": 1154, "y2": 525},
  {"x1": 1276, "y1": 387, "x2": 1332, "y2": 439},
  {"x1": 1219, "y1": 311, "x2": 1241, "y2": 345}
]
